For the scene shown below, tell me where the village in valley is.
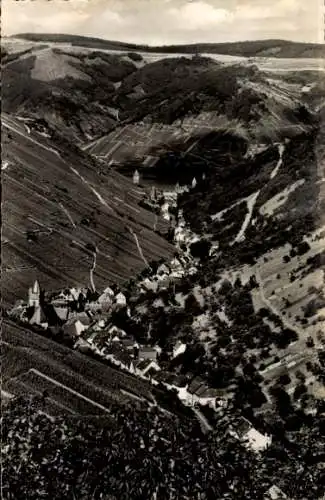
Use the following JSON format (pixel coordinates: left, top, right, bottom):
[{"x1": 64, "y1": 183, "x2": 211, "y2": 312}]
[{"x1": 6, "y1": 173, "x2": 278, "y2": 456}]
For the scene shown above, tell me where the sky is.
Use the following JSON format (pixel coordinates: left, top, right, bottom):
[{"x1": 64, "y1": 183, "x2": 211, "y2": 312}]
[{"x1": 2, "y1": 0, "x2": 324, "y2": 45}]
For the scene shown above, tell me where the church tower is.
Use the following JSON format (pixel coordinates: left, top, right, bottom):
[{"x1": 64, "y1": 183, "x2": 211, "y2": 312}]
[
  {"x1": 133, "y1": 169, "x2": 140, "y2": 185},
  {"x1": 28, "y1": 280, "x2": 40, "y2": 308}
]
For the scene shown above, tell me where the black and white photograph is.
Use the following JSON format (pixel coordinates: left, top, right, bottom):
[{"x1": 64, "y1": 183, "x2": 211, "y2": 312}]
[{"x1": 1, "y1": 0, "x2": 325, "y2": 498}]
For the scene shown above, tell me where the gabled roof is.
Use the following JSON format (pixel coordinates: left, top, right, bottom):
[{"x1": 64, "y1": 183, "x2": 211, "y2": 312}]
[
  {"x1": 113, "y1": 349, "x2": 133, "y2": 366},
  {"x1": 29, "y1": 305, "x2": 47, "y2": 325},
  {"x1": 233, "y1": 417, "x2": 252, "y2": 437},
  {"x1": 136, "y1": 359, "x2": 153, "y2": 371},
  {"x1": 146, "y1": 365, "x2": 160, "y2": 378},
  {"x1": 121, "y1": 338, "x2": 137, "y2": 348},
  {"x1": 139, "y1": 346, "x2": 156, "y2": 353},
  {"x1": 188, "y1": 376, "x2": 206, "y2": 395}
]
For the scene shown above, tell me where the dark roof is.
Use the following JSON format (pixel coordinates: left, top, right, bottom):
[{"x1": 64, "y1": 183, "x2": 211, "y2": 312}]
[
  {"x1": 139, "y1": 346, "x2": 156, "y2": 352},
  {"x1": 121, "y1": 338, "x2": 136, "y2": 348},
  {"x1": 234, "y1": 417, "x2": 252, "y2": 437},
  {"x1": 188, "y1": 376, "x2": 205, "y2": 394},
  {"x1": 113, "y1": 349, "x2": 132, "y2": 366},
  {"x1": 170, "y1": 374, "x2": 187, "y2": 388},
  {"x1": 137, "y1": 359, "x2": 153, "y2": 371},
  {"x1": 146, "y1": 366, "x2": 160, "y2": 378}
]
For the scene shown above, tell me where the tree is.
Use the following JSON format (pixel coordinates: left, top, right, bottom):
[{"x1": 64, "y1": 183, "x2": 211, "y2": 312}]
[
  {"x1": 189, "y1": 239, "x2": 211, "y2": 260},
  {"x1": 278, "y1": 374, "x2": 291, "y2": 386}
]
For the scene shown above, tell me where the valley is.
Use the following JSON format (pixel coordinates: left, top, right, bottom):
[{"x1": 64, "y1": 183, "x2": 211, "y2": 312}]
[{"x1": 1, "y1": 32, "x2": 325, "y2": 500}]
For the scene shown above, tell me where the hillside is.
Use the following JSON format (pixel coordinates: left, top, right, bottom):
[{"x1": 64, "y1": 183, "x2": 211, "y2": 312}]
[
  {"x1": 13, "y1": 33, "x2": 325, "y2": 58},
  {"x1": 1, "y1": 113, "x2": 174, "y2": 305},
  {"x1": 2, "y1": 36, "x2": 319, "y2": 150}
]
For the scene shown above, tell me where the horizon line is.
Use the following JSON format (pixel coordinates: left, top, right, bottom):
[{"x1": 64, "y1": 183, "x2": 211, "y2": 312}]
[{"x1": 7, "y1": 32, "x2": 325, "y2": 48}]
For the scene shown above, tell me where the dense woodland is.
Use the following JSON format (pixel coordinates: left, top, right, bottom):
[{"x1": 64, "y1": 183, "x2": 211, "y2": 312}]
[{"x1": 2, "y1": 395, "x2": 324, "y2": 500}]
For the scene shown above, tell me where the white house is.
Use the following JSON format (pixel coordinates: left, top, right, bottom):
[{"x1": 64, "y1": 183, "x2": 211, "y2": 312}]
[
  {"x1": 116, "y1": 292, "x2": 127, "y2": 307},
  {"x1": 173, "y1": 341, "x2": 187, "y2": 359},
  {"x1": 265, "y1": 485, "x2": 288, "y2": 499},
  {"x1": 229, "y1": 417, "x2": 272, "y2": 453},
  {"x1": 98, "y1": 287, "x2": 115, "y2": 305}
]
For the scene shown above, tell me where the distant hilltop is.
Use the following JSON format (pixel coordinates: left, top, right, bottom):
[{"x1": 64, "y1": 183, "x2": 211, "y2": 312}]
[{"x1": 11, "y1": 33, "x2": 325, "y2": 59}]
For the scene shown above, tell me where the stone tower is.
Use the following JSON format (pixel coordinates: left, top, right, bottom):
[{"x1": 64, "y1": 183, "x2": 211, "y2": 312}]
[
  {"x1": 133, "y1": 169, "x2": 140, "y2": 185},
  {"x1": 28, "y1": 280, "x2": 40, "y2": 308}
]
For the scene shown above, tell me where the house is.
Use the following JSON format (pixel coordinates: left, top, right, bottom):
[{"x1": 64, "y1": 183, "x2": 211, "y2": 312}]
[
  {"x1": 187, "y1": 377, "x2": 206, "y2": 395},
  {"x1": 135, "y1": 359, "x2": 160, "y2": 377},
  {"x1": 53, "y1": 305, "x2": 69, "y2": 322},
  {"x1": 265, "y1": 485, "x2": 288, "y2": 499},
  {"x1": 74, "y1": 337, "x2": 93, "y2": 354},
  {"x1": 121, "y1": 338, "x2": 139, "y2": 350},
  {"x1": 28, "y1": 280, "x2": 40, "y2": 308},
  {"x1": 173, "y1": 341, "x2": 187, "y2": 359},
  {"x1": 63, "y1": 318, "x2": 89, "y2": 338},
  {"x1": 98, "y1": 287, "x2": 115, "y2": 306},
  {"x1": 187, "y1": 377, "x2": 224, "y2": 407},
  {"x1": 51, "y1": 291, "x2": 72, "y2": 306},
  {"x1": 108, "y1": 325, "x2": 127, "y2": 338},
  {"x1": 157, "y1": 263, "x2": 170, "y2": 276},
  {"x1": 115, "y1": 292, "x2": 127, "y2": 307},
  {"x1": 138, "y1": 346, "x2": 158, "y2": 361},
  {"x1": 229, "y1": 417, "x2": 272, "y2": 452},
  {"x1": 109, "y1": 343, "x2": 133, "y2": 369}
]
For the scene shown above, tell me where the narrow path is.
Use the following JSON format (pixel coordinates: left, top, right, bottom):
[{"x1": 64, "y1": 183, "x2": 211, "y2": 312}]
[
  {"x1": 233, "y1": 191, "x2": 260, "y2": 244},
  {"x1": 127, "y1": 226, "x2": 152, "y2": 270},
  {"x1": 29, "y1": 368, "x2": 111, "y2": 414},
  {"x1": 69, "y1": 166, "x2": 116, "y2": 215},
  {"x1": 90, "y1": 251, "x2": 97, "y2": 292},
  {"x1": 270, "y1": 144, "x2": 285, "y2": 180},
  {"x1": 59, "y1": 203, "x2": 76, "y2": 228}
]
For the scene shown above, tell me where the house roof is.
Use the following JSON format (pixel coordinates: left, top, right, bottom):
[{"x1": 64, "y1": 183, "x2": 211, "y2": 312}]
[
  {"x1": 139, "y1": 346, "x2": 156, "y2": 353},
  {"x1": 146, "y1": 365, "x2": 160, "y2": 378},
  {"x1": 136, "y1": 359, "x2": 153, "y2": 371},
  {"x1": 53, "y1": 306, "x2": 69, "y2": 321},
  {"x1": 30, "y1": 305, "x2": 48, "y2": 325},
  {"x1": 266, "y1": 485, "x2": 287, "y2": 499},
  {"x1": 121, "y1": 338, "x2": 136, "y2": 348},
  {"x1": 234, "y1": 417, "x2": 252, "y2": 437},
  {"x1": 114, "y1": 350, "x2": 132, "y2": 366},
  {"x1": 188, "y1": 377, "x2": 206, "y2": 395}
]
